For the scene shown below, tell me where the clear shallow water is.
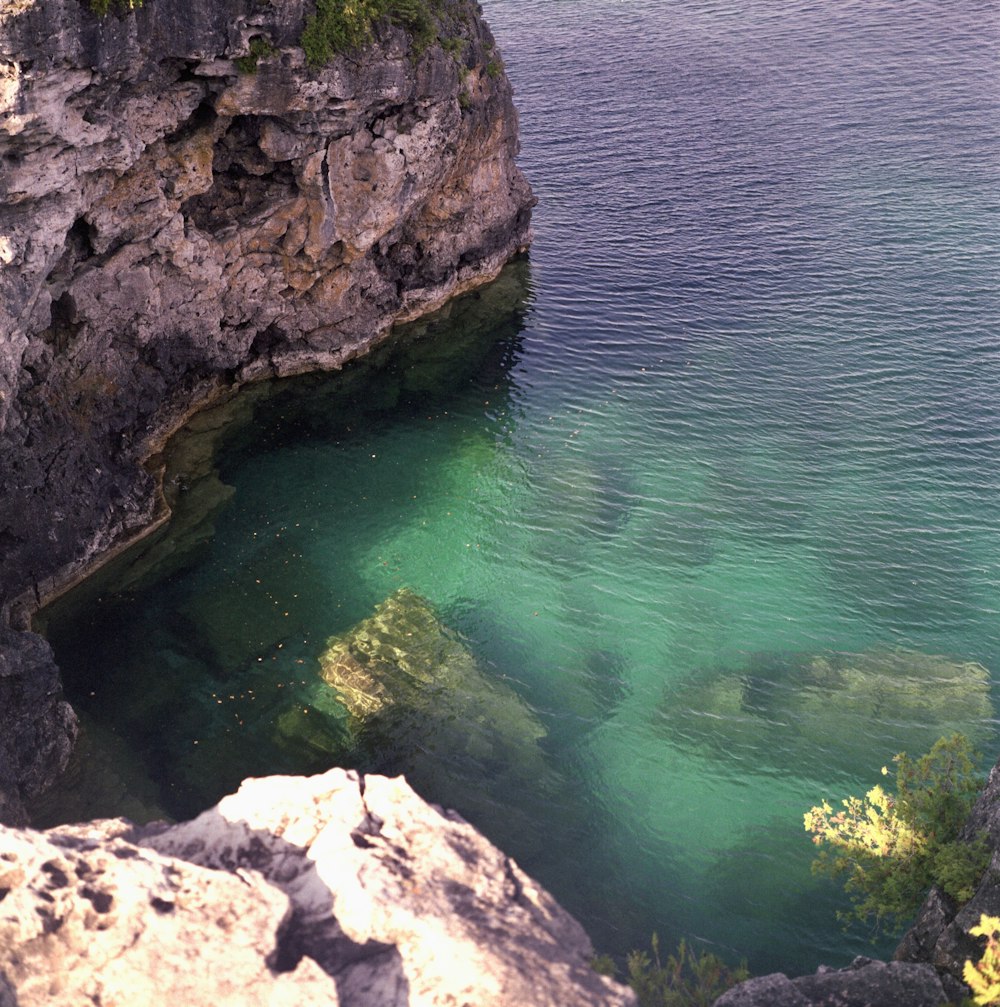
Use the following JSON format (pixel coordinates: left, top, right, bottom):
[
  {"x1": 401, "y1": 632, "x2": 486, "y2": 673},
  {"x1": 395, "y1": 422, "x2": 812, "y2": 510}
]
[{"x1": 39, "y1": 0, "x2": 1000, "y2": 976}]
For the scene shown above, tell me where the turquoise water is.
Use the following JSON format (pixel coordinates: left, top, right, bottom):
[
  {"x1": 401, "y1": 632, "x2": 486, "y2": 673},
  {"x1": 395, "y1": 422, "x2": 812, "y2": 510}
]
[{"x1": 40, "y1": 0, "x2": 1000, "y2": 976}]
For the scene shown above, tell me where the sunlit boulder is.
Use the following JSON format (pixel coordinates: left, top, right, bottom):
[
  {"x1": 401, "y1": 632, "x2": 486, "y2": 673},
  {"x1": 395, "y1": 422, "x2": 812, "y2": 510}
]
[{"x1": 321, "y1": 588, "x2": 546, "y2": 765}]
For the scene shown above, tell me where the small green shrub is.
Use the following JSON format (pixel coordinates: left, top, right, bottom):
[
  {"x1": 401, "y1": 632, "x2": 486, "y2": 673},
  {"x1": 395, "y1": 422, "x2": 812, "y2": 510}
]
[
  {"x1": 805, "y1": 733, "x2": 989, "y2": 935},
  {"x1": 593, "y1": 934, "x2": 749, "y2": 1007},
  {"x1": 235, "y1": 37, "x2": 276, "y2": 74},
  {"x1": 301, "y1": 0, "x2": 454, "y2": 67},
  {"x1": 440, "y1": 34, "x2": 465, "y2": 60},
  {"x1": 590, "y1": 952, "x2": 617, "y2": 977}
]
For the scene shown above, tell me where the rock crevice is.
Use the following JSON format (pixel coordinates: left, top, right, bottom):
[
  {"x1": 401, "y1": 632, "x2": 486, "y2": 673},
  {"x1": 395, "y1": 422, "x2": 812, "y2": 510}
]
[{"x1": 0, "y1": 769, "x2": 637, "y2": 1006}]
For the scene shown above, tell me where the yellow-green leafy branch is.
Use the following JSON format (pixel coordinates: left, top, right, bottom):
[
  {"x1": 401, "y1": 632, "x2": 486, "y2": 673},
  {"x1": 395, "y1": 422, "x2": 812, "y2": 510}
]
[{"x1": 804, "y1": 733, "x2": 990, "y2": 935}]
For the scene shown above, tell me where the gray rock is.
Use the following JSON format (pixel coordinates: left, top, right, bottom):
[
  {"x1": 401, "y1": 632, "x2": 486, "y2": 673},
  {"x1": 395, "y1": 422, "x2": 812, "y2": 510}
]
[
  {"x1": 0, "y1": 628, "x2": 77, "y2": 824},
  {"x1": 714, "y1": 972, "x2": 810, "y2": 1007},
  {"x1": 893, "y1": 885, "x2": 957, "y2": 965},
  {"x1": 0, "y1": 801, "x2": 338, "y2": 1006},
  {"x1": 0, "y1": 768, "x2": 636, "y2": 1006},
  {"x1": 715, "y1": 958, "x2": 948, "y2": 1007}
]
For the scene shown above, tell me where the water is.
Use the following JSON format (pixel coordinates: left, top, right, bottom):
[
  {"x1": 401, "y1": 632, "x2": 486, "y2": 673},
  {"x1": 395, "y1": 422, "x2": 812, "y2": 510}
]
[{"x1": 38, "y1": 0, "x2": 1000, "y2": 977}]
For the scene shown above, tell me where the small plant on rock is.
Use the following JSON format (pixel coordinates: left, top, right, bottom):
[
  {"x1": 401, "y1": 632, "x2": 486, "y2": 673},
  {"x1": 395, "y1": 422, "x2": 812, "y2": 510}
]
[
  {"x1": 301, "y1": 0, "x2": 452, "y2": 67},
  {"x1": 804, "y1": 733, "x2": 989, "y2": 936},
  {"x1": 594, "y1": 933, "x2": 749, "y2": 1007},
  {"x1": 235, "y1": 37, "x2": 276, "y2": 74},
  {"x1": 89, "y1": 0, "x2": 142, "y2": 16},
  {"x1": 965, "y1": 915, "x2": 1000, "y2": 1005}
]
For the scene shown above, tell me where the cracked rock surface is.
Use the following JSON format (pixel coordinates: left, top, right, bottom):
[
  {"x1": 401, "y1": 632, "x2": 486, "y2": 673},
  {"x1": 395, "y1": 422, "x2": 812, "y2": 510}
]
[{"x1": 0, "y1": 768, "x2": 635, "y2": 1006}]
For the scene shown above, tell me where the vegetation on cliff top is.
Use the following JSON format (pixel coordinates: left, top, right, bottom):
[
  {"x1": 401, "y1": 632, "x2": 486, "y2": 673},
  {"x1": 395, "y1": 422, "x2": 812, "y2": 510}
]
[
  {"x1": 87, "y1": 0, "x2": 488, "y2": 75},
  {"x1": 301, "y1": 0, "x2": 469, "y2": 66},
  {"x1": 805, "y1": 733, "x2": 990, "y2": 936}
]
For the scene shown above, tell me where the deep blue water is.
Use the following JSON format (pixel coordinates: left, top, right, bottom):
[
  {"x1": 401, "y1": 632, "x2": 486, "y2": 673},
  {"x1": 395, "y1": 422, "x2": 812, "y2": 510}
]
[{"x1": 40, "y1": 0, "x2": 1000, "y2": 976}]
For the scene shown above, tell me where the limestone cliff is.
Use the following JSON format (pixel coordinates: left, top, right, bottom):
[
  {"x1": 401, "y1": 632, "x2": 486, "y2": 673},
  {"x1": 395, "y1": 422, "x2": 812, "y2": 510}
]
[
  {"x1": 0, "y1": 0, "x2": 533, "y2": 818},
  {"x1": 0, "y1": 767, "x2": 636, "y2": 1006}
]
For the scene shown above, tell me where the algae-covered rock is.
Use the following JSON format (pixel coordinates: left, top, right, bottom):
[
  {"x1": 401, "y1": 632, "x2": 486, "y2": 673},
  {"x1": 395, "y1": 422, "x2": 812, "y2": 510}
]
[
  {"x1": 319, "y1": 589, "x2": 553, "y2": 832},
  {"x1": 657, "y1": 647, "x2": 993, "y2": 776}
]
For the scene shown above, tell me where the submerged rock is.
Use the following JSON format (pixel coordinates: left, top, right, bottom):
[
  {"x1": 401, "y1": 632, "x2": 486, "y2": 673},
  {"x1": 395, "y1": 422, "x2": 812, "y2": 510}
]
[
  {"x1": 657, "y1": 647, "x2": 992, "y2": 776},
  {"x1": 319, "y1": 589, "x2": 555, "y2": 843},
  {"x1": 321, "y1": 588, "x2": 547, "y2": 769},
  {"x1": 0, "y1": 768, "x2": 636, "y2": 1006}
]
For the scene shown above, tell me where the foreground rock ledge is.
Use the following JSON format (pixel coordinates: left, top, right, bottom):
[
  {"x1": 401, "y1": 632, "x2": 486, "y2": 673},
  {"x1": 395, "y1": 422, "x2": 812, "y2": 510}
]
[{"x1": 0, "y1": 768, "x2": 635, "y2": 1006}]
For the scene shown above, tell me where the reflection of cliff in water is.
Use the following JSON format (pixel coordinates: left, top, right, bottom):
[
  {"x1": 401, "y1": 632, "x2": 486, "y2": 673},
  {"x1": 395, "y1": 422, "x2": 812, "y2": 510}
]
[
  {"x1": 34, "y1": 262, "x2": 535, "y2": 825},
  {"x1": 655, "y1": 647, "x2": 993, "y2": 780}
]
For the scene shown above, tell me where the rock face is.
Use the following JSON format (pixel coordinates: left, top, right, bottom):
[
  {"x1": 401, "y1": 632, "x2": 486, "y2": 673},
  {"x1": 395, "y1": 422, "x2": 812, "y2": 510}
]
[
  {"x1": 0, "y1": 768, "x2": 636, "y2": 1006},
  {"x1": 713, "y1": 957, "x2": 949, "y2": 1007},
  {"x1": 0, "y1": 0, "x2": 532, "y2": 814},
  {"x1": 0, "y1": 627, "x2": 77, "y2": 825}
]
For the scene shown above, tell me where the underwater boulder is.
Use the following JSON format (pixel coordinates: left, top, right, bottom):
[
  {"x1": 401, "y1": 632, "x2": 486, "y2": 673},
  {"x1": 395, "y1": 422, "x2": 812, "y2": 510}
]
[
  {"x1": 320, "y1": 588, "x2": 547, "y2": 767},
  {"x1": 657, "y1": 647, "x2": 993, "y2": 777},
  {"x1": 318, "y1": 589, "x2": 556, "y2": 848}
]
